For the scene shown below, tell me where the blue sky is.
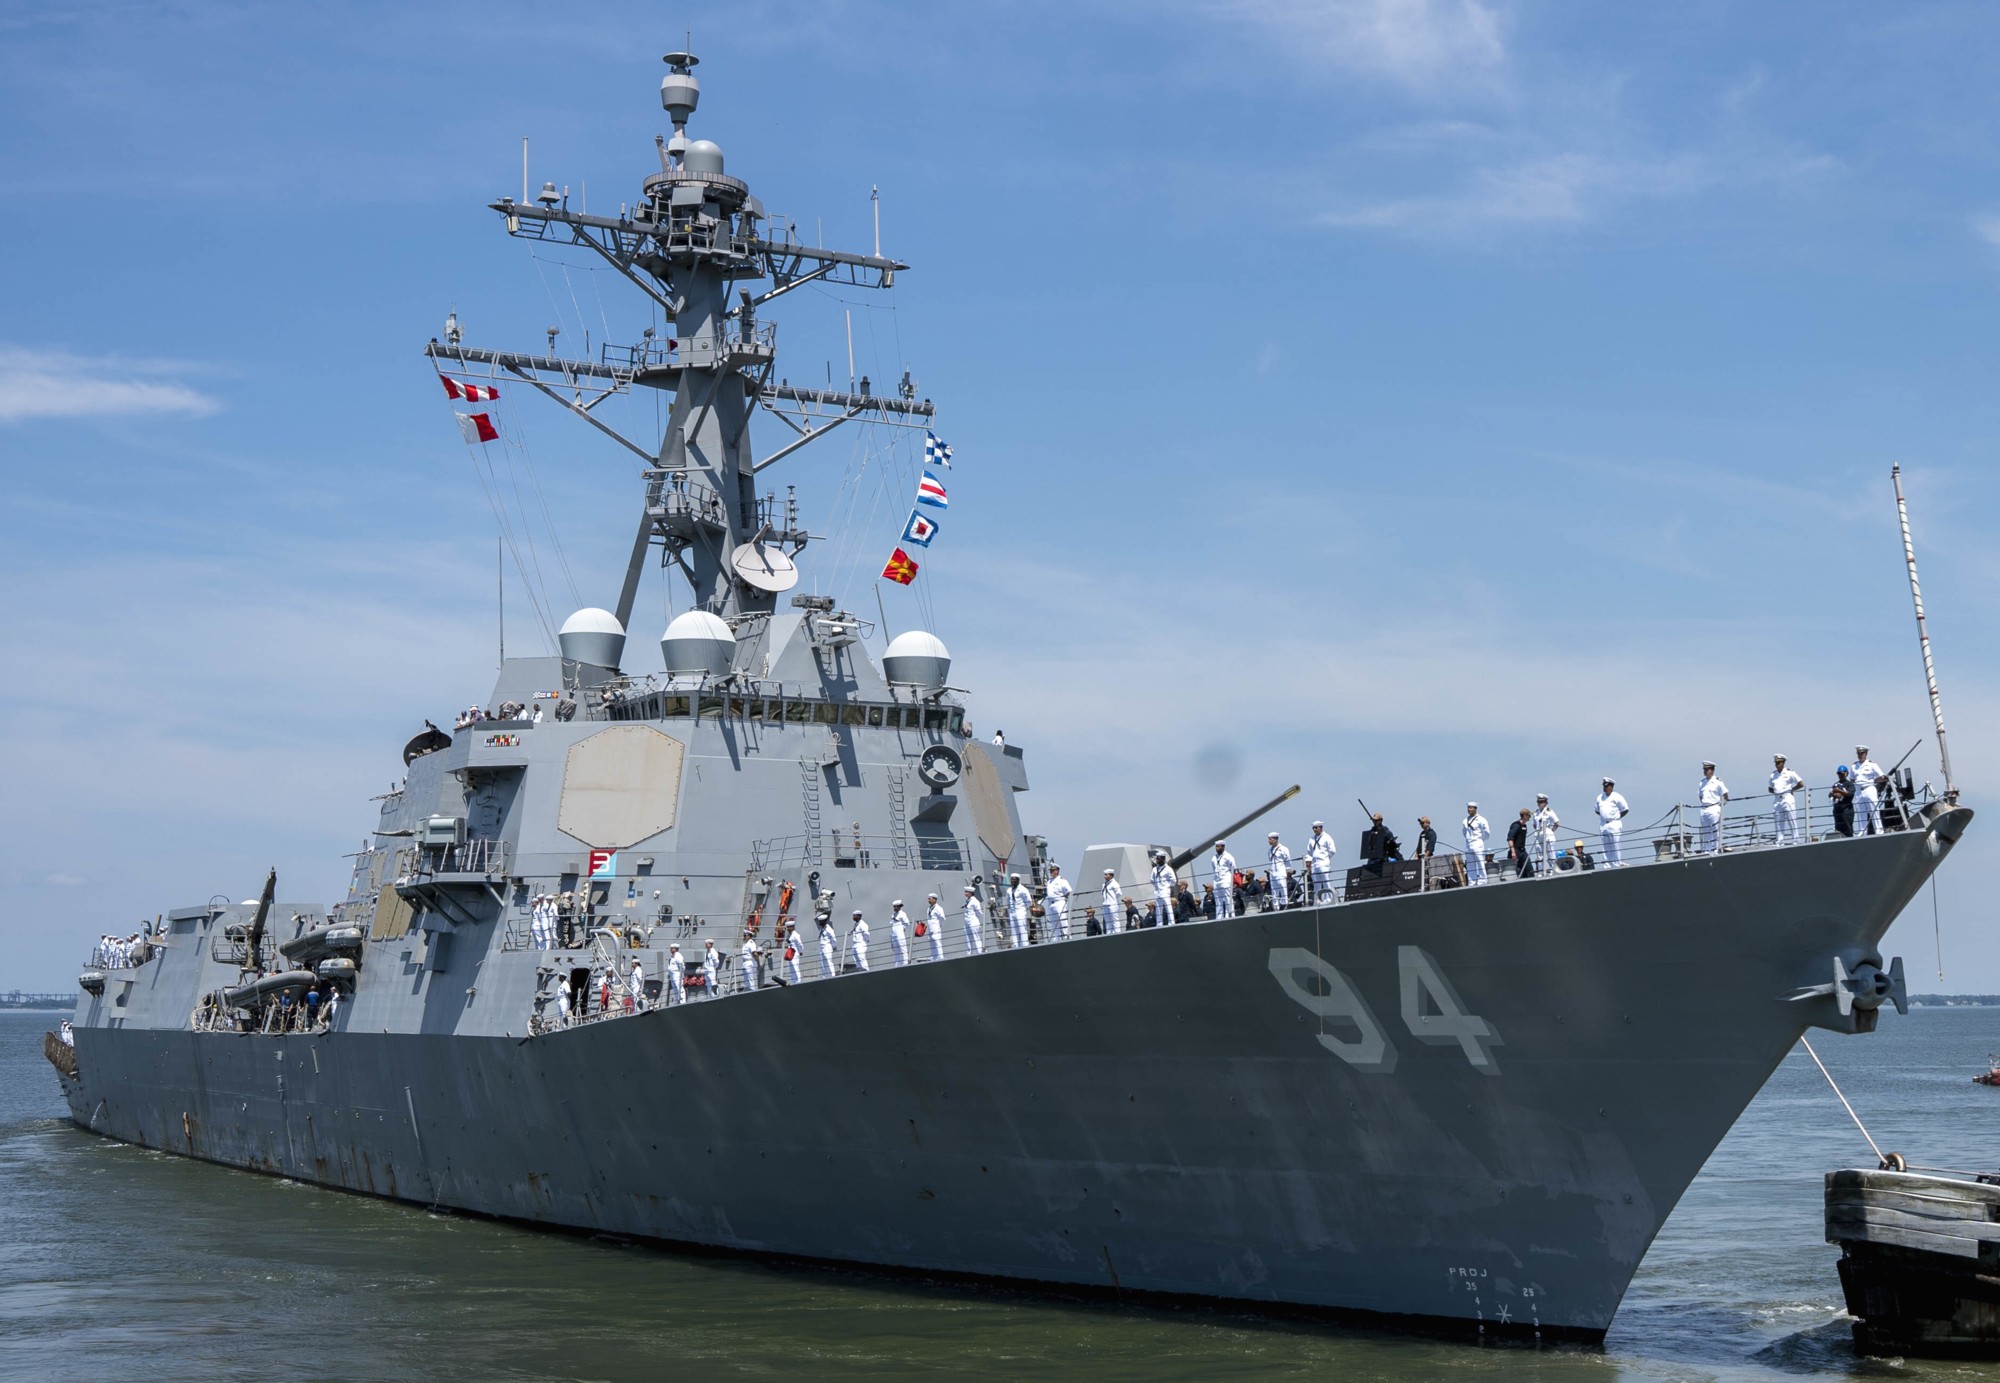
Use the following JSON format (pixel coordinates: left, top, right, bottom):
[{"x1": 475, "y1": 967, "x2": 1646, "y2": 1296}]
[{"x1": 4, "y1": 1, "x2": 1999, "y2": 992}]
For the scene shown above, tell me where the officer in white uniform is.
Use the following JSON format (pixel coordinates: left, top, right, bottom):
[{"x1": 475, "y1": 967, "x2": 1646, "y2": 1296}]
[
  {"x1": 666, "y1": 944, "x2": 686, "y2": 1005},
  {"x1": 1304, "y1": 822, "x2": 1338, "y2": 903},
  {"x1": 739, "y1": 935, "x2": 760, "y2": 992},
  {"x1": 701, "y1": 939, "x2": 723, "y2": 998},
  {"x1": 817, "y1": 920, "x2": 838, "y2": 979},
  {"x1": 1150, "y1": 853, "x2": 1175, "y2": 927},
  {"x1": 1266, "y1": 832, "x2": 1293, "y2": 910},
  {"x1": 1768, "y1": 754, "x2": 1804, "y2": 846},
  {"x1": 962, "y1": 885, "x2": 985, "y2": 955},
  {"x1": 889, "y1": 900, "x2": 911, "y2": 967},
  {"x1": 1530, "y1": 794, "x2": 1561, "y2": 878},
  {"x1": 1697, "y1": 761, "x2": 1729, "y2": 853},
  {"x1": 1210, "y1": 841, "x2": 1237, "y2": 919},
  {"x1": 1006, "y1": 873, "x2": 1034, "y2": 949},
  {"x1": 1044, "y1": 866, "x2": 1073, "y2": 941},
  {"x1": 555, "y1": 979, "x2": 573, "y2": 1025},
  {"x1": 1595, "y1": 778, "x2": 1630, "y2": 868},
  {"x1": 629, "y1": 957, "x2": 648, "y2": 1010},
  {"x1": 1100, "y1": 868, "x2": 1124, "y2": 933},
  {"x1": 1851, "y1": 746, "x2": 1886, "y2": 836},
  {"x1": 782, "y1": 922, "x2": 803, "y2": 985},
  {"x1": 1461, "y1": 804, "x2": 1491, "y2": 885},
  {"x1": 848, "y1": 909, "x2": 871, "y2": 973},
  {"x1": 925, "y1": 893, "x2": 946, "y2": 961}
]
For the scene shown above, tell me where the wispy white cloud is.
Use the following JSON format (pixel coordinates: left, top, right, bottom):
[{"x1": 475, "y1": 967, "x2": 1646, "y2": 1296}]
[
  {"x1": 0, "y1": 346, "x2": 222, "y2": 423},
  {"x1": 1229, "y1": 0, "x2": 1507, "y2": 94},
  {"x1": 1973, "y1": 212, "x2": 2000, "y2": 251}
]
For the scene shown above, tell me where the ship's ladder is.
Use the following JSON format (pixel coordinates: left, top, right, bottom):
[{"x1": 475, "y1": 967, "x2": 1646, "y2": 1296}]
[
  {"x1": 888, "y1": 767, "x2": 913, "y2": 869},
  {"x1": 799, "y1": 757, "x2": 823, "y2": 866}
]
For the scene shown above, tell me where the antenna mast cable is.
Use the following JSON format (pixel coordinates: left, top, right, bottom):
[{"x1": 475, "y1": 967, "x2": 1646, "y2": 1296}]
[{"x1": 1891, "y1": 463, "x2": 1954, "y2": 799}]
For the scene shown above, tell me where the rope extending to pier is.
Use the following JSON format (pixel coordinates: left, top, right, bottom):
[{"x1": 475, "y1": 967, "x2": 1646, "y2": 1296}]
[{"x1": 1798, "y1": 1034, "x2": 1884, "y2": 1164}]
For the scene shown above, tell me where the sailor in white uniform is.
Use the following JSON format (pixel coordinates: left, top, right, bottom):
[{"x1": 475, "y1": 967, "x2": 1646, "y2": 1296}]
[
  {"x1": 1595, "y1": 778, "x2": 1630, "y2": 868},
  {"x1": 1150, "y1": 853, "x2": 1175, "y2": 927},
  {"x1": 782, "y1": 922, "x2": 803, "y2": 985},
  {"x1": 961, "y1": 885, "x2": 985, "y2": 955},
  {"x1": 1697, "y1": 761, "x2": 1729, "y2": 853},
  {"x1": 1100, "y1": 868, "x2": 1124, "y2": 933},
  {"x1": 1461, "y1": 804, "x2": 1491, "y2": 885},
  {"x1": 1304, "y1": 822, "x2": 1338, "y2": 903},
  {"x1": 666, "y1": 944, "x2": 686, "y2": 1005},
  {"x1": 739, "y1": 935, "x2": 760, "y2": 992},
  {"x1": 889, "y1": 900, "x2": 912, "y2": 967},
  {"x1": 817, "y1": 921, "x2": 838, "y2": 979},
  {"x1": 630, "y1": 957, "x2": 648, "y2": 1010},
  {"x1": 848, "y1": 910, "x2": 871, "y2": 973},
  {"x1": 925, "y1": 893, "x2": 946, "y2": 961},
  {"x1": 1043, "y1": 866, "x2": 1073, "y2": 941},
  {"x1": 1530, "y1": 795, "x2": 1561, "y2": 878},
  {"x1": 701, "y1": 939, "x2": 723, "y2": 998},
  {"x1": 1768, "y1": 754, "x2": 1804, "y2": 846},
  {"x1": 554, "y1": 980, "x2": 572, "y2": 1025},
  {"x1": 1209, "y1": 841, "x2": 1237, "y2": 919},
  {"x1": 1006, "y1": 873, "x2": 1033, "y2": 949},
  {"x1": 1851, "y1": 745, "x2": 1886, "y2": 836},
  {"x1": 1266, "y1": 832, "x2": 1293, "y2": 910}
]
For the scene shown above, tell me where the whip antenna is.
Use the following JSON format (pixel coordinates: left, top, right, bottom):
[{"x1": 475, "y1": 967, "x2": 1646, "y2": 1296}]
[{"x1": 1891, "y1": 464, "x2": 1954, "y2": 800}]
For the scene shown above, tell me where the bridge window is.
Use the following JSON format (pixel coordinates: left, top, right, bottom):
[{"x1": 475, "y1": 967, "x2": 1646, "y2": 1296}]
[
  {"x1": 664, "y1": 695, "x2": 690, "y2": 718},
  {"x1": 841, "y1": 705, "x2": 866, "y2": 727}
]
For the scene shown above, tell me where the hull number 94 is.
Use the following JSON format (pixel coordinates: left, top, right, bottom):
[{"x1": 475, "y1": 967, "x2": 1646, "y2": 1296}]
[{"x1": 1267, "y1": 946, "x2": 1504, "y2": 1075}]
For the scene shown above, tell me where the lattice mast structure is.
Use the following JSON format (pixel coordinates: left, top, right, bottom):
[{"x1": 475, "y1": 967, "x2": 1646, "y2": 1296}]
[{"x1": 425, "y1": 50, "x2": 934, "y2": 626}]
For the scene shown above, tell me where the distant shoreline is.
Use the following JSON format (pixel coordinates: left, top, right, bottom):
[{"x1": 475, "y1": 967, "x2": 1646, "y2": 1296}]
[{"x1": 1910, "y1": 996, "x2": 2000, "y2": 1008}]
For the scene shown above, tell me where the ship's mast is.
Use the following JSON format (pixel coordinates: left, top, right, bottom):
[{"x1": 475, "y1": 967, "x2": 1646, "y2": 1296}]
[{"x1": 426, "y1": 49, "x2": 934, "y2": 629}]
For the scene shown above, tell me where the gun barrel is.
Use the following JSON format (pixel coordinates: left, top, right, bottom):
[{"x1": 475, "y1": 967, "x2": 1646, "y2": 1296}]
[{"x1": 1169, "y1": 785, "x2": 1302, "y2": 871}]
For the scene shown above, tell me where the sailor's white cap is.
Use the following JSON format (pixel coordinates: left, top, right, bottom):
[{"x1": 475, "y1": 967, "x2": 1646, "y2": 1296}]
[
  {"x1": 1103, "y1": 867, "x2": 1116, "y2": 875},
  {"x1": 1702, "y1": 760, "x2": 1716, "y2": 769},
  {"x1": 1267, "y1": 830, "x2": 1279, "y2": 838},
  {"x1": 851, "y1": 908, "x2": 862, "y2": 916},
  {"x1": 1010, "y1": 872, "x2": 1021, "y2": 881},
  {"x1": 1774, "y1": 752, "x2": 1788, "y2": 761},
  {"x1": 669, "y1": 943, "x2": 679, "y2": 950},
  {"x1": 1214, "y1": 840, "x2": 1226, "y2": 848},
  {"x1": 927, "y1": 892, "x2": 938, "y2": 900},
  {"x1": 1601, "y1": 776, "x2": 1614, "y2": 784},
  {"x1": 1466, "y1": 801, "x2": 1477, "y2": 808},
  {"x1": 963, "y1": 884, "x2": 976, "y2": 892},
  {"x1": 1311, "y1": 820, "x2": 1324, "y2": 828},
  {"x1": 1856, "y1": 744, "x2": 1869, "y2": 754},
  {"x1": 1536, "y1": 792, "x2": 1549, "y2": 801}
]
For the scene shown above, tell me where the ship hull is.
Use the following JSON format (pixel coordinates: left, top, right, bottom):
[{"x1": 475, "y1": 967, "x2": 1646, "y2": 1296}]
[{"x1": 57, "y1": 819, "x2": 1964, "y2": 1338}]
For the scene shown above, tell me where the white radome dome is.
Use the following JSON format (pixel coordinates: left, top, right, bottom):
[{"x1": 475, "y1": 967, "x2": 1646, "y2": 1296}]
[
  {"x1": 661, "y1": 610, "x2": 736, "y2": 677},
  {"x1": 558, "y1": 607, "x2": 626, "y2": 669},
  {"x1": 883, "y1": 630, "x2": 951, "y2": 688}
]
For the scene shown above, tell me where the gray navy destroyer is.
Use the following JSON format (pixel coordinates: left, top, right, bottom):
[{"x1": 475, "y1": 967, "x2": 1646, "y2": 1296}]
[{"x1": 47, "y1": 50, "x2": 1974, "y2": 1342}]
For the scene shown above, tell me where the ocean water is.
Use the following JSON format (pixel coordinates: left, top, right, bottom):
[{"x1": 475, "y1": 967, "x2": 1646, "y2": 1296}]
[{"x1": 3, "y1": 1006, "x2": 1998, "y2": 1382}]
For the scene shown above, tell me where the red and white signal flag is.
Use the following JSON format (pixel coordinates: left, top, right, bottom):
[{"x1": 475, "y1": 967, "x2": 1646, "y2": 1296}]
[
  {"x1": 456, "y1": 412, "x2": 499, "y2": 444},
  {"x1": 440, "y1": 377, "x2": 501, "y2": 402}
]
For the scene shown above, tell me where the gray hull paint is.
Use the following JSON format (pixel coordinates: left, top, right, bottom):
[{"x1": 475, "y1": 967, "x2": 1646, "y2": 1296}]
[{"x1": 59, "y1": 823, "x2": 1959, "y2": 1337}]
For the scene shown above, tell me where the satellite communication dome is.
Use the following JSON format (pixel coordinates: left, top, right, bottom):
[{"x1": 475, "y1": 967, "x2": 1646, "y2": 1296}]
[
  {"x1": 557, "y1": 608, "x2": 626, "y2": 669},
  {"x1": 661, "y1": 610, "x2": 735, "y2": 677},
  {"x1": 683, "y1": 140, "x2": 725, "y2": 176},
  {"x1": 883, "y1": 630, "x2": 951, "y2": 688}
]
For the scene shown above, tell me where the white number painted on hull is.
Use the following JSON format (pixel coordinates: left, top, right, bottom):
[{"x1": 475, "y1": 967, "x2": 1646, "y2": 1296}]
[
  {"x1": 1399, "y1": 945, "x2": 1503, "y2": 1074},
  {"x1": 1266, "y1": 949, "x2": 1397, "y2": 1073},
  {"x1": 1267, "y1": 946, "x2": 1503, "y2": 1074}
]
